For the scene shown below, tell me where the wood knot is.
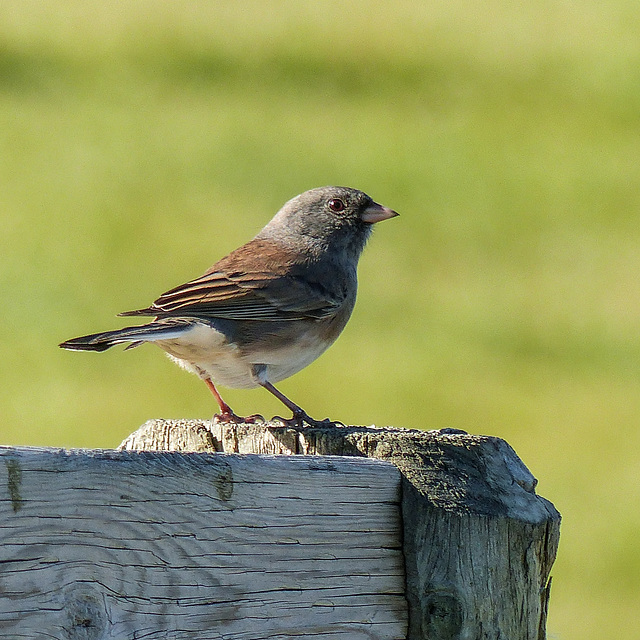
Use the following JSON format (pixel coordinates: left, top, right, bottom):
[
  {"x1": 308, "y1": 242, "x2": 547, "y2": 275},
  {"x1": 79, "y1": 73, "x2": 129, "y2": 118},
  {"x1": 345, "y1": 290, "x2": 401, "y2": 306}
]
[
  {"x1": 422, "y1": 588, "x2": 464, "y2": 639},
  {"x1": 63, "y1": 585, "x2": 107, "y2": 640}
]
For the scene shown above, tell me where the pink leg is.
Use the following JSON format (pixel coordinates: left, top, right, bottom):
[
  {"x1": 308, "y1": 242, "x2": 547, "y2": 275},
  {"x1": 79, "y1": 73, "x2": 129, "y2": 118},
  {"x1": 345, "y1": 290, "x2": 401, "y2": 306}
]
[
  {"x1": 204, "y1": 378, "x2": 234, "y2": 416},
  {"x1": 259, "y1": 380, "x2": 322, "y2": 427},
  {"x1": 203, "y1": 378, "x2": 263, "y2": 424}
]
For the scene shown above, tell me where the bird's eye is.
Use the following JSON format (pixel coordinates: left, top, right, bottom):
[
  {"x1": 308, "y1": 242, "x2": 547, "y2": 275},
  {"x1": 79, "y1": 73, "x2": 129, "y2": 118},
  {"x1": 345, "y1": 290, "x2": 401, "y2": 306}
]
[{"x1": 328, "y1": 198, "x2": 346, "y2": 213}]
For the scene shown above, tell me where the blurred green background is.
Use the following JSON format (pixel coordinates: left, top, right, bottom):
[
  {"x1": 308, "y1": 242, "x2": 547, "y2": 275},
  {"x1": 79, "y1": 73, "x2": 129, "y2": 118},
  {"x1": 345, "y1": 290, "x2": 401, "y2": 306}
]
[{"x1": 1, "y1": 0, "x2": 639, "y2": 636}]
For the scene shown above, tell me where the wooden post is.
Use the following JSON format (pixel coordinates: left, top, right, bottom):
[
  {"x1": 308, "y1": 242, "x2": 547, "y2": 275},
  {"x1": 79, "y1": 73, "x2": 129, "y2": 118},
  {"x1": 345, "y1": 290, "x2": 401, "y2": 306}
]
[
  {"x1": 122, "y1": 420, "x2": 561, "y2": 640},
  {"x1": 1, "y1": 420, "x2": 560, "y2": 639}
]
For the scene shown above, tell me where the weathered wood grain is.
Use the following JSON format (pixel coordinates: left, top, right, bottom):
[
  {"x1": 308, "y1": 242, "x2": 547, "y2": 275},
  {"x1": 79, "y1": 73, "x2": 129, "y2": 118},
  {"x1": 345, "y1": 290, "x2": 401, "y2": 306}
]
[
  {"x1": 120, "y1": 419, "x2": 561, "y2": 640},
  {"x1": 0, "y1": 446, "x2": 406, "y2": 640}
]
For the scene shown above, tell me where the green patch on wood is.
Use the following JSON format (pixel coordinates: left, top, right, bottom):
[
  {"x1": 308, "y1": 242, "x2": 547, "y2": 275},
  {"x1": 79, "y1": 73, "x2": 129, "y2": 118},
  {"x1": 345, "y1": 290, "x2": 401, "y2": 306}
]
[
  {"x1": 214, "y1": 460, "x2": 233, "y2": 501},
  {"x1": 5, "y1": 459, "x2": 23, "y2": 513}
]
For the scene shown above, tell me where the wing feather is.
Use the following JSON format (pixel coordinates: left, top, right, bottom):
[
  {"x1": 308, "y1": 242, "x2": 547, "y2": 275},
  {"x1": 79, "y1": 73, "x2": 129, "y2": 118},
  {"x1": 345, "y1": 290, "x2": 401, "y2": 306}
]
[{"x1": 120, "y1": 239, "x2": 346, "y2": 322}]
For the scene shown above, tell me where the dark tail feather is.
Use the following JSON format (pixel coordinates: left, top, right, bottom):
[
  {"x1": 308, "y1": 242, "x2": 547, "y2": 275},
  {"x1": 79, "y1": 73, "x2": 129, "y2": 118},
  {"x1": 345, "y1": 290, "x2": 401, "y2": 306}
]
[{"x1": 59, "y1": 322, "x2": 190, "y2": 352}]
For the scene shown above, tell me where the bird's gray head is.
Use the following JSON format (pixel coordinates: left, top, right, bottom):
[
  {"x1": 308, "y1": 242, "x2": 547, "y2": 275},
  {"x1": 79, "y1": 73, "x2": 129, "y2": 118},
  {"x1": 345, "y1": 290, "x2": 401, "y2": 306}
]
[{"x1": 257, "y1": 186, "x2": 398, "y2": 261}]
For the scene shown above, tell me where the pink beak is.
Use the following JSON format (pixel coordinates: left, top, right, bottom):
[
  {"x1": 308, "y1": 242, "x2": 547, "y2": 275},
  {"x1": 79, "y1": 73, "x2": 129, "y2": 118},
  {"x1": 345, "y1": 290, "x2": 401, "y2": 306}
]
[{"x1": 360, "y1": 202, "x2": 399, "y2": 224}]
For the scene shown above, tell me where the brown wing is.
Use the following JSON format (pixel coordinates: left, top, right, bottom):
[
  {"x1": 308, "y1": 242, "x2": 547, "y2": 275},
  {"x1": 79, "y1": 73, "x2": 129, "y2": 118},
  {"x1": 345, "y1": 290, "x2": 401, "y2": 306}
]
[{"x1": 120, "y1": 239, "x2": 345, "y2": 322}]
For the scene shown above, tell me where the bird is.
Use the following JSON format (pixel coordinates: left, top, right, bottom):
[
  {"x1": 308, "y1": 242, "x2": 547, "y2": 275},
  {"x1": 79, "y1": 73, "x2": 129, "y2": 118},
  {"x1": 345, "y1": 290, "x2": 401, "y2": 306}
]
[{"x1": 60, "y1": 186, "x2": 398, "y2": 426}]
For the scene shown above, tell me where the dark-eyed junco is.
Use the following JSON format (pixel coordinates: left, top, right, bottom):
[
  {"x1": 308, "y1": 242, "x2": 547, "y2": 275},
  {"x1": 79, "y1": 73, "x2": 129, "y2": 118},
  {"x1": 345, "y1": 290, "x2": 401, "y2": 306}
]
[{"x1": 60, "y1": 186, "x2": 398, "y2": 425}]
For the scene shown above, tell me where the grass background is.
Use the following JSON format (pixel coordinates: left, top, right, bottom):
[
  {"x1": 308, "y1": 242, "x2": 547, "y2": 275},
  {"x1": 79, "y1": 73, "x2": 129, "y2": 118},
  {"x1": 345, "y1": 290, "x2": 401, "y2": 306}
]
[{"x1": 1, "y1": 1, "x2": 639, "y2": 636}]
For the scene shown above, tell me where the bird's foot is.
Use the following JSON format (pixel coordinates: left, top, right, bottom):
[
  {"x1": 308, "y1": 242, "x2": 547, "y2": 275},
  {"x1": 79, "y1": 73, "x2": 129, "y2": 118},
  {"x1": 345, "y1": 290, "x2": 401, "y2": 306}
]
[
  {"x1": 213, "y1": 411, "x2": 265, "y2": 425},
  {"x1": 271, "y1": 410, "x2": 342, "y2": 429}
]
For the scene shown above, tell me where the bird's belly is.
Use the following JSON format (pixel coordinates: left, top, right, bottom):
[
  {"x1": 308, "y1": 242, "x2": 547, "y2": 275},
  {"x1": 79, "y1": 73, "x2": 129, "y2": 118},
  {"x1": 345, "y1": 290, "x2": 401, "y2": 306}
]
[
  {"x1": 155, "y1": 321, "x2": 334, "y2": 389},
  {"x1": 156, "y1": 323, "x2": 257, "y2": 389}
]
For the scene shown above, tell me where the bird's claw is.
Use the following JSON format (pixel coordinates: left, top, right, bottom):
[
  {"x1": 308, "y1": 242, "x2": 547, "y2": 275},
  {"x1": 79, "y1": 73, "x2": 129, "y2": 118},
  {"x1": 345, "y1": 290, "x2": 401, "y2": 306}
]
[
  {"x1": 244, "y1": 413, "x2": 266, "y2": 423},
  {"x1": 270, "y1": 412, "x2": 339, "y2": 429},
  {"x1": 213, "y1": 411, "x2": 265, "y2": 425}
]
